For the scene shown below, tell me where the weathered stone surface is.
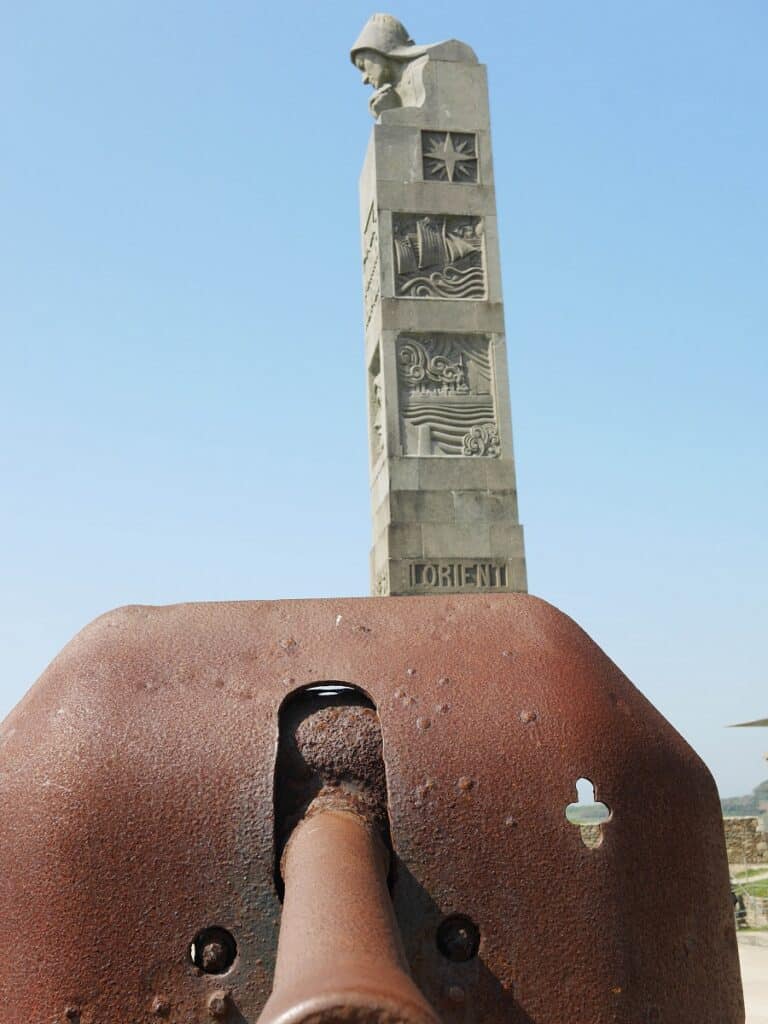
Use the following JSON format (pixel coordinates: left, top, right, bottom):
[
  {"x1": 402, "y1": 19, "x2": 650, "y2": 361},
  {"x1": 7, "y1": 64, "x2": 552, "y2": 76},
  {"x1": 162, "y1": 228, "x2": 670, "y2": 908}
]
[
  {"x1": 724, "y1": 816, "x2": 768, "y2": 864},
  {"x1": 353, "y1": 15, "x2": 527, "y2": 595}
]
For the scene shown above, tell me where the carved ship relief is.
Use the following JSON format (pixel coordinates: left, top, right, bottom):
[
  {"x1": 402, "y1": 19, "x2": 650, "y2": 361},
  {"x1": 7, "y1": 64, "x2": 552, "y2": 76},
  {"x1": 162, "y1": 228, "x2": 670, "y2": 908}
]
[
  {"x1": 392, "y1": 215, "x2": 486, "y2": 299},
  {"x1": 397, "y1": 335, "x2": 499, "y2": 456}
]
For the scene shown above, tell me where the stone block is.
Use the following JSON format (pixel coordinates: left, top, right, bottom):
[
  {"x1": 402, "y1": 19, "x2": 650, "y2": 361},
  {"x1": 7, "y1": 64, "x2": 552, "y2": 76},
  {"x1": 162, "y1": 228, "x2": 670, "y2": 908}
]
[
  {"x1": 372, "y1": 495, "x2": 391, "y2": 537},
  {"x1": 422, "y1": 523, "x2": 491, "y2": 558},
  {"x1": 372, "y1": 125, "x2": 422, "y2": 184},
  {"x1": 418, "y1": 458, "x2": 488, "y2": 490},
  {"x1": 384, "y1": 523, "x2": 424, "y2": 558},
  {"x1": 370, "y1": 462, "x2": 390, "y2": 509},
  {"x1": 453, "y1": 490, "x2": 517, "y2": 523},
  {"x1": 390, "y1": 489, "x2": 455, "y2": 523},
  {"x1": 506, "y1": 555, "x2": 528, "y2": 593},
  {"x1": 433, "y1": 61, "x2": 491, "y2": 128},
  {"x1": 483, "y1": 459, "x2": 517, "y2": 490},
  {"x1": 379, "y1": 297, "x2": 505, "y2": 336},
  {"x1": 489, "y1": 523, "x2": 526, "y2": 557},
  {"x1": 388, "y1": 457, "x2": 420, "y2": 491},
  {"x1": 376, "y1": 181, "x2": 493, "y2": 217}
]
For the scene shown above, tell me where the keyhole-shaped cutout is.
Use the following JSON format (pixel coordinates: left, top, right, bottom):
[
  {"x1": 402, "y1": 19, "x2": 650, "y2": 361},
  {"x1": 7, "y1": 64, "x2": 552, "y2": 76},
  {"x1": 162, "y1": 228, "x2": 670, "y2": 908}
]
[{"x1": 565, "y1": 777, "x2": 611, "y2": 848}]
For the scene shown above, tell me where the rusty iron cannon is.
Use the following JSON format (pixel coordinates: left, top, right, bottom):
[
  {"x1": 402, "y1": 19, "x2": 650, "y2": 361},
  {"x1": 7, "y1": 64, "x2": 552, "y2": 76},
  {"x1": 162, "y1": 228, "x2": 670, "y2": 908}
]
[{"x1": 0, "y1": 595, "x2": 743, "y2": 1022}]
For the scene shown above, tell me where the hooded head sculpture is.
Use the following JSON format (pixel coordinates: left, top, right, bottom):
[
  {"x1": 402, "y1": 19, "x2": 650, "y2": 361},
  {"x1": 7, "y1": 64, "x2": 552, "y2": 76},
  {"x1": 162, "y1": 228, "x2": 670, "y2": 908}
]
[
  {"x1": 350, "y1": 13, "x2": 476, "y2": 118},
  {"x1": 350, "y1": 14, "x2": 428, "y2": 116}
]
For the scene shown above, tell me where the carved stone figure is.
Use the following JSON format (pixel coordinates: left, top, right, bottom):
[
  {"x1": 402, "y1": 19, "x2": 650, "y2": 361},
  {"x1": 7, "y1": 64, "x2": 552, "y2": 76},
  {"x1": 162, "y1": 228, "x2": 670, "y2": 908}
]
[
  {"x1": 396, "y1": 335, "x2": 498, "y2": 457},
  {"x1": 392, "y1": 215, "x2": 485, "y2": 299},
  {"x1": 356, "y1": 14, "x2": 528, "y2": 594},
  {"x1": 350, "y1": 13, "x2": 477, "y2": 118},
  {"x1": 370, "y1": 370, "x2": 385, "y2": 459}
]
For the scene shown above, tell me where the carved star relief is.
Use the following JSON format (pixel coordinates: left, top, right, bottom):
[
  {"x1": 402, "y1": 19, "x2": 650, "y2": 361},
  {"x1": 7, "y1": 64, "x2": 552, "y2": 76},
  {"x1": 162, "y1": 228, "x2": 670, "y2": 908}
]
[{"x1": 423, "y1": 132, "x2": 477, "y2": 183}]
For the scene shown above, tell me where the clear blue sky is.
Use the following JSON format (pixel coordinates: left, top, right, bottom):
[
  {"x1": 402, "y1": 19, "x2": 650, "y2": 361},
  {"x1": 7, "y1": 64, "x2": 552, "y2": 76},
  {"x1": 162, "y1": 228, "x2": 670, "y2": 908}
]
[{"x1": 1, "y1": 2, "x2": 765, "y2": 797}]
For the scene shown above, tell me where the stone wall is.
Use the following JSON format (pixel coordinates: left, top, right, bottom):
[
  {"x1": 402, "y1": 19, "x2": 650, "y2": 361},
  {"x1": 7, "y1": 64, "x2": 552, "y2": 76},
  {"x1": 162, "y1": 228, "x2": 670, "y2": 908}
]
[{"x1": 724, "y1": 816, "x2": 768, "y2": 864}]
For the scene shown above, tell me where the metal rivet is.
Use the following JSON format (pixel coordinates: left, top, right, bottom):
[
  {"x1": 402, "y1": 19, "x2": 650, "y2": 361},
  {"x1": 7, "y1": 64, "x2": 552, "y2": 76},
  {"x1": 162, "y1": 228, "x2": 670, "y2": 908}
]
[{"x1": 150, "y1": 995, "x2": 170, "y2": 1017}]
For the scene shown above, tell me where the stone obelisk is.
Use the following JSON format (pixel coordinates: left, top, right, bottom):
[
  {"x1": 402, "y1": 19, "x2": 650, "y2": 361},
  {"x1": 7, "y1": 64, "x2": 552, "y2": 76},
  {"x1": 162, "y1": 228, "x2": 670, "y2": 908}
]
[{"x1": 352, "y1": 14, "x2": 527, "y2": 596}]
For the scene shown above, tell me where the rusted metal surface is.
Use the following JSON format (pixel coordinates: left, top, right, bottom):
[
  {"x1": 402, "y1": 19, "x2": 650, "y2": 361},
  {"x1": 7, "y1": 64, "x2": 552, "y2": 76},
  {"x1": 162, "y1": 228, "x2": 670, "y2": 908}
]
[
  {"x1": 275, "y1": 695, "x2": 390, "y2": 860},
  {"x1": 262, "y1": 806, "x2": 440, "y2": 1024},
  {"x1": 264, "y1": 694, "x2": 440, "y2": 1024},
  {"x1": 0, "y1": 595, "x2": 744, "y2": 1022}
]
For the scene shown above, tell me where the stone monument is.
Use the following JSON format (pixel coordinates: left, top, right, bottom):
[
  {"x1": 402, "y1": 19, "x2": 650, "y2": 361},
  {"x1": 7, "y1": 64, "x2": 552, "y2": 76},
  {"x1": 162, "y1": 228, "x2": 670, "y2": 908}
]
[{"x1": 352, "y1": 14, "x2": 528, "y2": 597}]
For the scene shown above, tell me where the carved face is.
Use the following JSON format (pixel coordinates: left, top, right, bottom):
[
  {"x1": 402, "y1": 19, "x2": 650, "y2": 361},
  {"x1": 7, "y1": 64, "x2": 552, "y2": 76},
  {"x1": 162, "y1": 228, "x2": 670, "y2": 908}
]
[{"x1": 355, "y1": 49, "x2": 394, "y2": 89}]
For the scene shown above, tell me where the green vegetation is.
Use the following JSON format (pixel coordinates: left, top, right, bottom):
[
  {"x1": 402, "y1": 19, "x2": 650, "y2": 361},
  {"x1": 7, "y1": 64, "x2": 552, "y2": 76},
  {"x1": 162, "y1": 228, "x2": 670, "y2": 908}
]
[
  {"x1": 566, "y1": 804, "x2": 611, "y2": 825},
  {"x1": 742, "y1": 880, "x2": 768, "y2": 899},
  {"x1": 721, "y1": 778, "x2": 768, "y2": 819}
]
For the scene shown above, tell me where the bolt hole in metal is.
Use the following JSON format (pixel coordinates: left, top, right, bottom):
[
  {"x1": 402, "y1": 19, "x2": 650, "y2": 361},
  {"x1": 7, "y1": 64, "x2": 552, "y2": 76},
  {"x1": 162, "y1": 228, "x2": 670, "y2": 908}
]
[
  {"x1": 565, "y1": 777, "x2": 611, "y2": 848},
  {"x1": 189, "y1": 926, "x2": 237, "y2": 974},
  {"x1": 436, "y1": 914, "x2": 480, "y2": 962},
  {"x1": 304, "y1": 684, "x2": 360, "y2": 699}
]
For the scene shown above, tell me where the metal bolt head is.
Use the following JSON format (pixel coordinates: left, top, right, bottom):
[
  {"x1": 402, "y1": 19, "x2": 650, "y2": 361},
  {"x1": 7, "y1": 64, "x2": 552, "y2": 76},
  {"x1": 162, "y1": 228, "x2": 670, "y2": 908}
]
[
  {"x1": 190, "y1": 927, "x2": 237, "y2": 975},
  {"x1": 446, "y1": 985, "x2": 466, "y2": 1004},
  {"x1": 208, "y1": 989, "x2": 229, "y2": 1019},
  {"x1": 202, "y1": 940, "x2": 228, "y2": 973},
  {"x1": 150, "y1": 994, "x2": 170, "y2": 1017}
]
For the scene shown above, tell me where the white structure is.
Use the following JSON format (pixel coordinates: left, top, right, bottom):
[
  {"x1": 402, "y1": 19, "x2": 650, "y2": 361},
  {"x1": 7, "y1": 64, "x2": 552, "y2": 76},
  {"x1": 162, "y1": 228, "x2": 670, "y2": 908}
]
[{"x1": 352, "y1": 14, "x2": 527, "y2": 596}]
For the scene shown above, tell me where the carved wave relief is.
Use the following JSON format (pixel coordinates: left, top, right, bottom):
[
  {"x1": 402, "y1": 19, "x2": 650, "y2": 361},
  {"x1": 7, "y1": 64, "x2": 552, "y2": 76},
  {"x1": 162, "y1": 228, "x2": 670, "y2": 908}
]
[
  {"x1": 392, "y1": 215, "x2": 486, "y2": 300},
  {"x1": 397, "y1": 334, "x2": 499, "y2": 456}
]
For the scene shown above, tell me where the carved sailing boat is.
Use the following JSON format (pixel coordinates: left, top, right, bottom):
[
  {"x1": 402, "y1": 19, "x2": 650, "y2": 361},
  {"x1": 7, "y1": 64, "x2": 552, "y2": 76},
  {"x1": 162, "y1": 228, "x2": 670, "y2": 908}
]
[{"x1": 393, "y1": 216, "x2": 485, "y2": 298}]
